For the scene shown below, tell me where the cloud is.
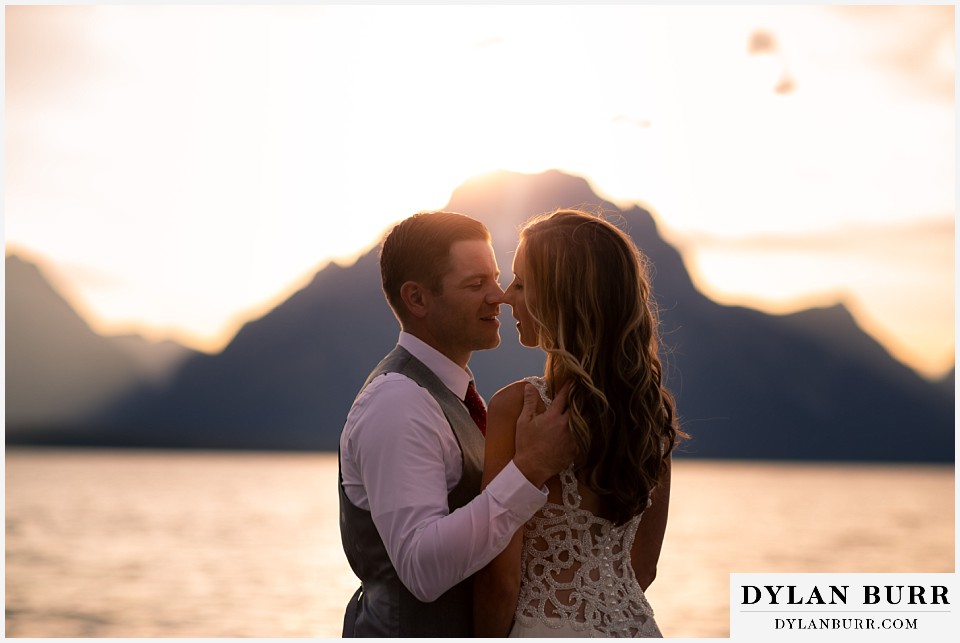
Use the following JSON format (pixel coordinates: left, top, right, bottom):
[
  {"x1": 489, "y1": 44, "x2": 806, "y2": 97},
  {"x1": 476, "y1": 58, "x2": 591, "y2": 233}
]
[
  {"x1": 611, "y1": 115, "x2": 652, "y2": 128},
  {"x1": 5, "y1": 6, "x2": 110, "y2": 108},
  {"x1": 746, "y1": 28, "x2": 795, "y2": 95},
  {"x1": 747, "y1": 30, "x2": 779, "y2": 55},
  {"x1": 827, "y1": 5, "x2": 954, "y2": 100},
  {"x1": 473, "y1": 35, "x2": 504, "y2": 49},
  {"x1": 773, "y1": 74, "x2": 795, "y2": 95},
  {"x1": 680, "y1": 217, "x2": 955, "y2": 263}
]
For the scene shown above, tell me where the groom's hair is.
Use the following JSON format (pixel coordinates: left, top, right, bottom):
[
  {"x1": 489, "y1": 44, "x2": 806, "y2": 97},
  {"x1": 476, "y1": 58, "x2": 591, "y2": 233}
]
[{"x1": 380, "y1": 211, "x2": 490, "y2": 322}]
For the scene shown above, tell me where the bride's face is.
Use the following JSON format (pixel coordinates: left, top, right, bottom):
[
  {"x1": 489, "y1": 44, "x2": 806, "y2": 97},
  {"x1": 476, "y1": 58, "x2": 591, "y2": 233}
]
[{"x1": 503, "y1": 242, "x2": 539, "y2": 348}]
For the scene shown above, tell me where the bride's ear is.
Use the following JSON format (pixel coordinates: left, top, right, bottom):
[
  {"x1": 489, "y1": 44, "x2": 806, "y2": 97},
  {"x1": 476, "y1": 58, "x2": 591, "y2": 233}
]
[{"x1": 400, "y1": 281, "x2": 429, "y2": 319}]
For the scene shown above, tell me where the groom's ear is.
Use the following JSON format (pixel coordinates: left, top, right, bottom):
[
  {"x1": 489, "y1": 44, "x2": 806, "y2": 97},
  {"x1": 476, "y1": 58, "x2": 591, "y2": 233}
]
[{"x1": 400, "y1": 281, "x2": 429, "y2": 319}]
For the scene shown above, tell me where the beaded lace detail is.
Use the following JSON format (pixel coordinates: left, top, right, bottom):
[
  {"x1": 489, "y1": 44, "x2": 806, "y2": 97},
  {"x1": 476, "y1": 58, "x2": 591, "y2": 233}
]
[{"x1": 513, "y1": 377, "x2": 660, "y2": 638}]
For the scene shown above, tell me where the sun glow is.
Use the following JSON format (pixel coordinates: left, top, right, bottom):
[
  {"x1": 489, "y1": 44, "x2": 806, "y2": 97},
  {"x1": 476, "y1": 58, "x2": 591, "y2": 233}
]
[{"x1": 5, "y1": 5, "x2": 954, "y2": 373}]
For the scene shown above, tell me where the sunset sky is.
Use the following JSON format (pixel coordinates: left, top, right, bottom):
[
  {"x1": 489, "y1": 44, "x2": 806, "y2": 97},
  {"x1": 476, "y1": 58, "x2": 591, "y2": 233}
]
[{"x1": 4, "y1": 4, "x2": 955, "y2": 377}]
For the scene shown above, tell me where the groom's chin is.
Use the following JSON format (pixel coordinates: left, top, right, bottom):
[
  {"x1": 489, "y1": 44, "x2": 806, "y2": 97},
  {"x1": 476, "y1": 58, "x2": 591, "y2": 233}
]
[{"x1": 477, "y1": 334, "x2": 501, "y2": 351}]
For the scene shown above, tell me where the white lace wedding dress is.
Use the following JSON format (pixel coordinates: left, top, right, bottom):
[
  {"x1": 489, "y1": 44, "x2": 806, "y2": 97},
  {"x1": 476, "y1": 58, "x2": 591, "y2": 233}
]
[{"x1": 508, "y1": 377, "x2": 662, "y2": 638}]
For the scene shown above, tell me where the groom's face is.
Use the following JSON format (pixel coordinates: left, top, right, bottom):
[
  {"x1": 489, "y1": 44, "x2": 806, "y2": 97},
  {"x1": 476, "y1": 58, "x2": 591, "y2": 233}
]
[{"x1": 423, "y1": 239, "x2": 503, "y2": 367}]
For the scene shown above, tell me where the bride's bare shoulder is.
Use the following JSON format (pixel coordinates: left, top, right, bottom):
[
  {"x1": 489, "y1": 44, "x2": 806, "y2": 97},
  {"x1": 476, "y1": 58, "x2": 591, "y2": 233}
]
[
  {"x1": 489, "y1": 380, "x2": 531, "y2": 413},
  {"x1": 489, "y1": 379, "x2": 547, "y2": 422},
  {"x1": 481, "y1": 381, "x2": 533, "y2": 481}
]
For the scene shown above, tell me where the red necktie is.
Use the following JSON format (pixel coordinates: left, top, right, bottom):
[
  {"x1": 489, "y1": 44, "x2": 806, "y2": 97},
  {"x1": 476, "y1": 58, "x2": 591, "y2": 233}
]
[{"x1": 464, "y1": 381, "x2": 487, "y2": 436}]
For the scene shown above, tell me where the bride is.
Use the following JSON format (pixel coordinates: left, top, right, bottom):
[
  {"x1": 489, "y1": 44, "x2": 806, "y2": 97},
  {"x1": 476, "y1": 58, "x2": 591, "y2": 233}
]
[{"x1": 474, "y1": 210, "x2": 684, "y2": 637}]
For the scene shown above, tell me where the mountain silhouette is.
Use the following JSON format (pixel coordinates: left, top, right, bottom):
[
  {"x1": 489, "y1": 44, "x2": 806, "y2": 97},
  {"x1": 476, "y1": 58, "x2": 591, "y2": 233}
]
[
  {"x1": 937, "y1": 367, "x2": 955, "y2": 396},
  {"x1": 8, "y1": 171, "x2": 954, "y2": 462},
  {"x1": 5, "y1": 254, "x2": 197, "y2": 439}
]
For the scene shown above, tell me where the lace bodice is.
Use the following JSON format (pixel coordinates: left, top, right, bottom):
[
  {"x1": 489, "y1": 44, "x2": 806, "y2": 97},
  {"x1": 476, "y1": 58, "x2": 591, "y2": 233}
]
[{"x1": 513, "y1": 377, "x2": 660, "y2": 637}]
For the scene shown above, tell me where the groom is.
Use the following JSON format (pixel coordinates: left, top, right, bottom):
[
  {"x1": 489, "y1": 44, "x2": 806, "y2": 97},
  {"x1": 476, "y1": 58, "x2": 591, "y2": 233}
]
[{"x1": 339, "y1": 211, "x2": 575, "y2": 637}]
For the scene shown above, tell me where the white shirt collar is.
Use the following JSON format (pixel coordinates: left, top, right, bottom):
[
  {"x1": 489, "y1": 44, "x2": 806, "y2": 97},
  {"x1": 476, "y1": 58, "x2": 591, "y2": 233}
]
[{"x1": 398, "y1": 331, "x2": 474, "y2": 400}]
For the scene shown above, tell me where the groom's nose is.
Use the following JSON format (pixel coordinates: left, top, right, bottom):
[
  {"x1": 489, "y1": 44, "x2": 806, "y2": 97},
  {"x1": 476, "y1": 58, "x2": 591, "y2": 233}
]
[{"x1": 485, "y1": 282, "x2": 505, "y2": 304}]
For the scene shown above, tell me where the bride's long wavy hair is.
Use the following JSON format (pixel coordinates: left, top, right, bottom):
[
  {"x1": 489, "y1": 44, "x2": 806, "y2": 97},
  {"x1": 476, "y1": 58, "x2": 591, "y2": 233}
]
[{"x1": 520, "y1": 209, "x2": 684, "y2": 525}]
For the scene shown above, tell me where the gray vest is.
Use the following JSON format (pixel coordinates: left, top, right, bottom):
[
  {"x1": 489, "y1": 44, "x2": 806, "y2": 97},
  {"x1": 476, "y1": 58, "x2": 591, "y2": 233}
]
[{"x1": 339, "y1": 345, "x2": 485, "y2": 637}]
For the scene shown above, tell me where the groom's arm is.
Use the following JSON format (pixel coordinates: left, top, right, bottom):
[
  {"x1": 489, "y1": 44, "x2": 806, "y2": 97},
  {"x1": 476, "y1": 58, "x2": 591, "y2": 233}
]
[
  {"x1": 342, "y1": 375, "x2": 551, "y2": 603},
  {"x1": 473, "y1": 381, "x2": 531, "y2": 636}
]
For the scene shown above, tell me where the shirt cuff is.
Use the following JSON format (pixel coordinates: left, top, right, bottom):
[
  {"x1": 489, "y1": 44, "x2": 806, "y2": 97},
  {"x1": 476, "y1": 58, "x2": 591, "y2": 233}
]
[{"x1": 484, "y1": 459, "x2": 548, "y2": 517}]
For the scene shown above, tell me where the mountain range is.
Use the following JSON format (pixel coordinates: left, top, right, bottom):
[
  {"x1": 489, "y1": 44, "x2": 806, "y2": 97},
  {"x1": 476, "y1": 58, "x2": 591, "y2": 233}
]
[
  {"x1": 6, "y1": 170, "x2": 954, "y2": 462},
  {"x1": 5, "y1": 255, "x2": 197, "y2": 431}
]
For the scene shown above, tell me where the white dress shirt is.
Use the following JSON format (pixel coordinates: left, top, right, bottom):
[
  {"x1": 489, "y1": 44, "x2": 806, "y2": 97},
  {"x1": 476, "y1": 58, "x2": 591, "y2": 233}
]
[{"x1": 340, "y1": 332, "x2": 547, "y2": 602}]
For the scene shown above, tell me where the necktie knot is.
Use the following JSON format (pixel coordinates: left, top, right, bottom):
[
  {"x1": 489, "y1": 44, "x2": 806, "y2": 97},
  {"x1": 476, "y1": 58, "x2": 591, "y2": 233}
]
[{"x1": 463, "y1": 381, "x2": 487, "y2": 436}]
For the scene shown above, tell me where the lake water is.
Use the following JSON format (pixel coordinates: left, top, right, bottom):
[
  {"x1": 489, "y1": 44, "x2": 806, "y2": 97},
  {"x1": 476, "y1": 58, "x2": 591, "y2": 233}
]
[{"x1": 4, "y1": 448, "x2": 954, "y2": 638}]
